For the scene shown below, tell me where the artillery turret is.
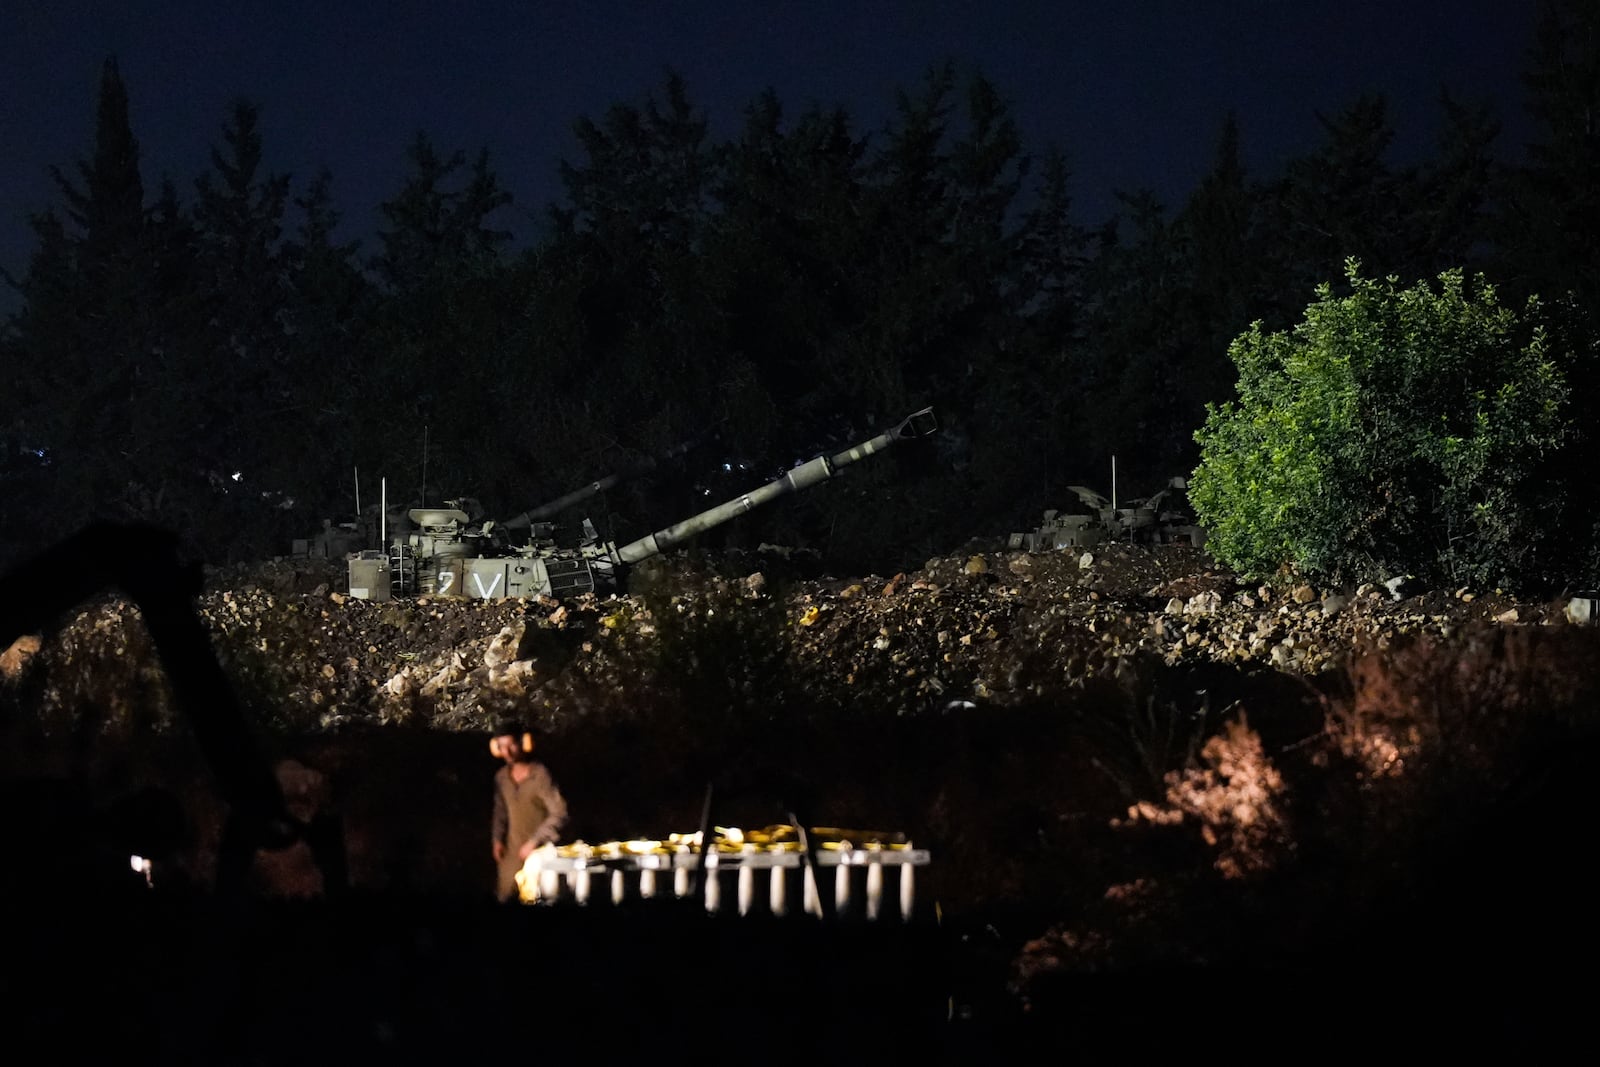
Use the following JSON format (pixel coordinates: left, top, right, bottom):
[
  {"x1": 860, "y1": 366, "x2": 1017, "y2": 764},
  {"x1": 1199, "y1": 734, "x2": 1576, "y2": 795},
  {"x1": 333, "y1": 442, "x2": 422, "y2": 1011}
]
[
  {"x1": 348, "y1": 408, "x2": 937, "y2": 602},
  {"x1": 301, "y1": 431, "x2": 712, "y2": 562},
  {"x1": 1008, "y1": 476, "x2": 1205, "y2": 552},
  {"x1": 1007, "y1": 486, "x2": 1110, "y2": 552},
  {"x1": 495, "y1": 435, "x2": 702, "y2": 534}
]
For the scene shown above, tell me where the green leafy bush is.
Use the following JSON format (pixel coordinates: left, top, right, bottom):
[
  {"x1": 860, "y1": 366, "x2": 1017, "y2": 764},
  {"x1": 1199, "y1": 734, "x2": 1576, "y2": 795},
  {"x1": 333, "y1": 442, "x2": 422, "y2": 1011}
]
[{"x1": 1191, "y1": 261, "x2": 1569, "y2": 589}]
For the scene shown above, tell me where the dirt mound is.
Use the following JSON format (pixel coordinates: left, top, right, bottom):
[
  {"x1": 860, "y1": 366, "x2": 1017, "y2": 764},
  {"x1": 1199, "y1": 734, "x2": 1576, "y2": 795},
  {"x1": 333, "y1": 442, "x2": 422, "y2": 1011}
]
[
  {"x1": 4, "y1": 543, "x2": 1579, "y2": 736},
  {"x1": 5, "y1": 541, "x2": 1600, "y2": 1038}
]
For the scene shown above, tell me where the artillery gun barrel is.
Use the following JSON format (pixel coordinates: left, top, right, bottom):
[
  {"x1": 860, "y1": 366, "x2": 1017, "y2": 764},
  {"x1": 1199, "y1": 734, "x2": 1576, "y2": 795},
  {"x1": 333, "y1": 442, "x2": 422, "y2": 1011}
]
[
  {"x1": 499, "y1": 436, "x2": 704, "y2": 531},
  {"x1": 613, "y1": 407, "x2": 936, "y2": 564}
]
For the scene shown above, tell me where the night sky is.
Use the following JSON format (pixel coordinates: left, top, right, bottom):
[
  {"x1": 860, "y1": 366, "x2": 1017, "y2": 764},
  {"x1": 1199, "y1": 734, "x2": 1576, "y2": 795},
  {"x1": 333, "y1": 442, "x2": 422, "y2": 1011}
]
[{"x1": 1, "y1": 0, "x2": 1537, "y2": 311}]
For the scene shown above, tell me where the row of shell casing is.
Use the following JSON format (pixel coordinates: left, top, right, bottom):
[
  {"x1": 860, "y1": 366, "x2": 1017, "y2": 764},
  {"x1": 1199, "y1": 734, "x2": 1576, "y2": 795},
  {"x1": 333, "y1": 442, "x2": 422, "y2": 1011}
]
[{"x1": 514, "y1": 829, "x2": 929, "y2": 921}]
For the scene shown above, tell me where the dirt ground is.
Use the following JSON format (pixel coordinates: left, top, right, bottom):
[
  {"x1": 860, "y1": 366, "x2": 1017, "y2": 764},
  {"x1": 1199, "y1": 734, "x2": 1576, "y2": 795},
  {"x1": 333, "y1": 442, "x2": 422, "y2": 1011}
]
[{"x1": 3, "y1": 539, "x2": 1599, "y2": 1057}]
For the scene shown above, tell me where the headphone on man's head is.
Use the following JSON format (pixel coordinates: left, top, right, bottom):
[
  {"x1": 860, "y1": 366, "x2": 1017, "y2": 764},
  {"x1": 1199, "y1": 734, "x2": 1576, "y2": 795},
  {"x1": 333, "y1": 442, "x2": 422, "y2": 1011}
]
[{"x1": 489, "y1": 731, "x2": 534, "y2": 756}]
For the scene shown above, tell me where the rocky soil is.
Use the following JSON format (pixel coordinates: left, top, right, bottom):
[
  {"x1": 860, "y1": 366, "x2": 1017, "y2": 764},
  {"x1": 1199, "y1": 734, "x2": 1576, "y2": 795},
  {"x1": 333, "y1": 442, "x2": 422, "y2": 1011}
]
[
  {"x1": 5, "y1": 540, "x2": 1578, "y2": 736},
  {"x1": 4, "y1": 539, "x2": 1599, "y2": 1046}
]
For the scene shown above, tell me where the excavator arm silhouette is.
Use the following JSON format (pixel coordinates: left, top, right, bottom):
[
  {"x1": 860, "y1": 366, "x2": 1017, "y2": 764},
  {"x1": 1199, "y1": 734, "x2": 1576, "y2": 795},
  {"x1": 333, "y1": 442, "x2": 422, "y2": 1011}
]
[{"x1": 0, "y1": 522, "x2": 340, "y2": 893}]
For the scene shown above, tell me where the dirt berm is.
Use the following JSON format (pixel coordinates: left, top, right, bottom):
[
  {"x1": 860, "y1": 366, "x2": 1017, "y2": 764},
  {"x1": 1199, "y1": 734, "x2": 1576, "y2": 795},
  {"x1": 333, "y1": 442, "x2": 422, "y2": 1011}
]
[{"x1": 4, "y1": 541, "x2": 1599, "y2": 1046}]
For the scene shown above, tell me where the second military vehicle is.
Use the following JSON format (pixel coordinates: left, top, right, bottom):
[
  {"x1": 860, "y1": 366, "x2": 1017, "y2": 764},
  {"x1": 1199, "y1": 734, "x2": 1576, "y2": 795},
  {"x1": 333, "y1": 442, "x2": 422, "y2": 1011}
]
[{"x1": 1009, "y1": 476, "x2": 1205, "y2": 552}]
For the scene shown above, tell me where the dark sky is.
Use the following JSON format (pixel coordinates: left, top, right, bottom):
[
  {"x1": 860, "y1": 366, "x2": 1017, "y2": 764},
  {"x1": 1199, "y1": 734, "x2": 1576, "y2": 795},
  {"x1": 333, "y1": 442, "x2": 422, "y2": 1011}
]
[{"x1": 1, "y1": 0, "x2": 1538, "y2": 309}]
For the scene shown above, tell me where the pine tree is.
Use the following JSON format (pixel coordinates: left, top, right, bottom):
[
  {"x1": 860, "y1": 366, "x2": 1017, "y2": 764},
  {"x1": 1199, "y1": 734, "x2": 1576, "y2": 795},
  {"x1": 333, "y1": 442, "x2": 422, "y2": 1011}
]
[
  {"x1": 1076, "y1": 187, "x2": 1194, "y2": 487},
  {"x1": 1498, "y1": 0, "x2": 1600, "y2": 306},
  {"x1": 550, "y1": 72, "x2": 730, "y2": 498},
  {"x1": 189, "y1": 100, "x2": 295, "y2": 539},
  {"x1": 367, "y1": 135, "x2": 514, "y2": 505},
  {"x1": 54, "y1": 58, "x2": 145, "y2": 277},
  {"x1": 1178, "y1": 114, "x2": 1267, "y2": 400},
  {"x1": 279, "y1": 169, "x2": 374, "y2": 519},
  {"x1": 1259, "y1": 94, "x2": 1431, "y2": 316},
  {"x1": 16, "y1": 57, "x2": 163, "y2": 532},
  {"x1": 374, "y1": 134, "x2": 511, "y2": 291},
  {"x1": 194, "y1": 101, "x2": 289, "y2": 329},
  {"x1": 1412, "y1": 91, "x2": 1500, "y2": 276}
]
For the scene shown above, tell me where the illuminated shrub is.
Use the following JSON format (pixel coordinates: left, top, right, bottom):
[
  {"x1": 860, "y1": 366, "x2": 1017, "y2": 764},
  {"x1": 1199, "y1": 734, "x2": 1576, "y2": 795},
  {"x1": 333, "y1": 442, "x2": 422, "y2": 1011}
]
[{"x1": 1192, "y1": 261, "x2": 1569, "y2": 590}]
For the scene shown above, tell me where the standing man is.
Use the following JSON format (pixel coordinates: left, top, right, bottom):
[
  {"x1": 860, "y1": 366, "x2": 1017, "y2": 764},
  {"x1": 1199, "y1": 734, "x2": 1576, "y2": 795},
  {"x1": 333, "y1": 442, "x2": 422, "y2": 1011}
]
[{"x1": 490, "y1": 718, "x2": 568, "y2": 902}]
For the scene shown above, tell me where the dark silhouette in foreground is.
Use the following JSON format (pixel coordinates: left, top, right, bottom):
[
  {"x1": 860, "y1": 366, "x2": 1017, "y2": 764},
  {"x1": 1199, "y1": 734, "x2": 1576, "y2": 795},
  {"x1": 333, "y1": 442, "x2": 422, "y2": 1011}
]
[{"x1": 0, "y1": 524, "x2": 950, "y2": 1061}]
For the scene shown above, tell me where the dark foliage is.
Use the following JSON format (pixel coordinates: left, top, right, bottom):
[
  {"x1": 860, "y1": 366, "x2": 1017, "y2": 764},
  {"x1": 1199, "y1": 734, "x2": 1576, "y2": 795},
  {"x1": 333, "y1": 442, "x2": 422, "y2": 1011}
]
[{"x1": 3, "y1": 30, "x2": 1599, "y2": 582}]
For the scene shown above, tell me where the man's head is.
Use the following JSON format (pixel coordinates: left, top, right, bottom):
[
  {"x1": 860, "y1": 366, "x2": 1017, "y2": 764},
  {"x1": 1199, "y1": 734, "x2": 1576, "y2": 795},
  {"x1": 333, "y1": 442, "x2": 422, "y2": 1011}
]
[{"x1": 489, "y1": 718, "x2": 537, "y2": 763}]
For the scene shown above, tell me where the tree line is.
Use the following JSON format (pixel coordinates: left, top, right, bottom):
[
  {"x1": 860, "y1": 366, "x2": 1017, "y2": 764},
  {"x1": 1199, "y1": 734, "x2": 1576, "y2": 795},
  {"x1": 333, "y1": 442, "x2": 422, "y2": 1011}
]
[{"x1": 3, "y1": 1, "x2": 1597, "y2": 583}]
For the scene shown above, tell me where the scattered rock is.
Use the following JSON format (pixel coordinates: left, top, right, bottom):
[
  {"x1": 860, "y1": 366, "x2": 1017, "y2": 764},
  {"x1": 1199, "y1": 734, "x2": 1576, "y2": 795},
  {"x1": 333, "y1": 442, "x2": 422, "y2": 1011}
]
[
  {"x1": 1566, "y1": 597, "x2": 1598, "y2": 626},
  {"x1": 1, "y1": 634, "x2": 42, "y2": 679},
  {"x1": 1291, "y1": 584, "x2": 1317, "y2": 605},
  {"x1": 1384, "y1": 576, "x2": 1424, "y2": 601},
  {"x1": 482, "y1": 623, "x2": 526, "y2": 669},
  {"x1": 8, "y1": 540, "x2": 1569, "y2": 734}
]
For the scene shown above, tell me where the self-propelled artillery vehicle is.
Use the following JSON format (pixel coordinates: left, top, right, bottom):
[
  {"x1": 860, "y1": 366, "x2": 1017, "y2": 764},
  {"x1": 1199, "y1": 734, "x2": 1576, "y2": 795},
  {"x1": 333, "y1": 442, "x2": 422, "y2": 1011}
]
[
  {"x1": 347, "y1": 407, "x2": 938, "y2": 602},
  {"x1": 1009, "y1": 476, "x2": 1206, "y2": 552}
]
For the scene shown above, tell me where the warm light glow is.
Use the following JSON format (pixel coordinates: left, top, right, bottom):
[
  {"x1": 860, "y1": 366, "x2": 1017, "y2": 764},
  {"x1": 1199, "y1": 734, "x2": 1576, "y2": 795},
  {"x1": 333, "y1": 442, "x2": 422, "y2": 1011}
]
[{"x1": 516, "y1": 825, "x2": 925, "y2": 907}]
